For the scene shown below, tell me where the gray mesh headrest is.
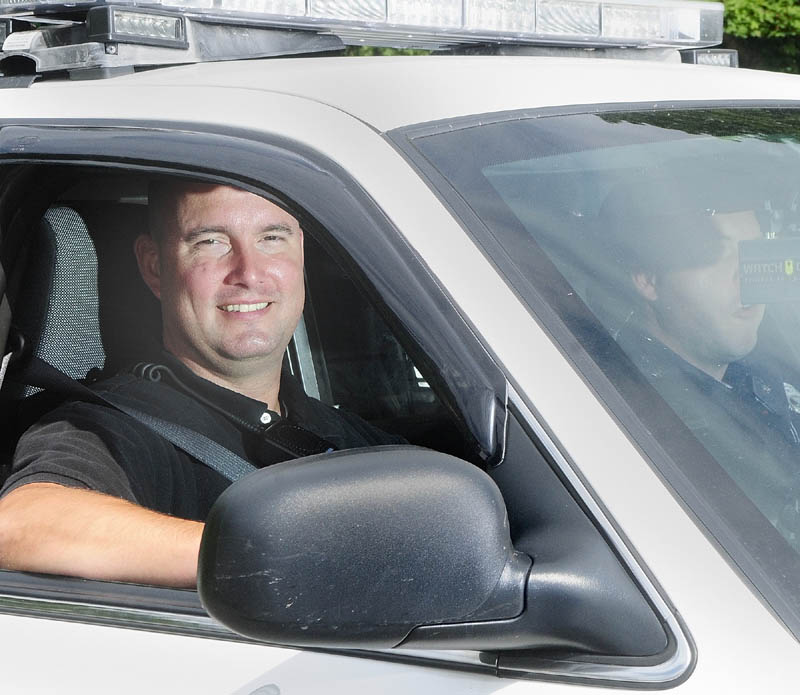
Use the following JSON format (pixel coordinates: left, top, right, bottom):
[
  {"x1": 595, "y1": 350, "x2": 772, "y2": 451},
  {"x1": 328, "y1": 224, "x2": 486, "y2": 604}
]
[{"x1": 20, "y1": 206, "x2": 105, "y2": 394}]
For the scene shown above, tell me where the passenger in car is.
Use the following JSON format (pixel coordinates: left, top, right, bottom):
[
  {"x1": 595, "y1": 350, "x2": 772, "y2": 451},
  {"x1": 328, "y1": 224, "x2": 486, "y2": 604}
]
[
  {"x1": 0, "y1": 180, "x2": 404, "y2": 587},
  {"x1": 602, "y1": 171, "x2": 800, "y2": 545}
]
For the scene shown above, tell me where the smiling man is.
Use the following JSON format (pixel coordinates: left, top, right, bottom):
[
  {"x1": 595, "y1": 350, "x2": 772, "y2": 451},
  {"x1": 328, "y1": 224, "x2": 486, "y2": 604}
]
[
  {"x1": 0, "y1": 180, "x2": 403, "y2": 587},
  {"x1": 141, "y1": 181, "x2": 307, "y2": 405}
]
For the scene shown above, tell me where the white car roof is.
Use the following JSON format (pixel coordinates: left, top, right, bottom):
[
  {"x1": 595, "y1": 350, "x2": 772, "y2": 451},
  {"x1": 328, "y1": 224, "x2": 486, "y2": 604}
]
[{"x1": 56, "y1": 55, "x2": 800, "y2": 131}]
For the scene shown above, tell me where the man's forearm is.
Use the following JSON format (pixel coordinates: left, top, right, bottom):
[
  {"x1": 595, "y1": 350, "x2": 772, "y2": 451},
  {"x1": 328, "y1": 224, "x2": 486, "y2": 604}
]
[{"x1": 0, "y1": 483, "x2": 203, "y2": 587}]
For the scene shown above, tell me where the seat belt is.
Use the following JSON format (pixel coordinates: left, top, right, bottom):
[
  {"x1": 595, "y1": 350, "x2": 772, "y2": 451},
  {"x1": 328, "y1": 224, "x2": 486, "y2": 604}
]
[
  {"x1": 131, "y1": 361, "x2": 335, "y2": 459},
  {"x1": 18, "y1": 356, "x2": 257, "y2": 482}
]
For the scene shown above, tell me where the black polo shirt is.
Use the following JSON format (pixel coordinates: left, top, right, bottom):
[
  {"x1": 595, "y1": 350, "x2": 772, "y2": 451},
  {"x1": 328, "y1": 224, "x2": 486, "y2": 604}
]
[{"x1": 3, "y1": 355, "x2": 405, "y2": 521}]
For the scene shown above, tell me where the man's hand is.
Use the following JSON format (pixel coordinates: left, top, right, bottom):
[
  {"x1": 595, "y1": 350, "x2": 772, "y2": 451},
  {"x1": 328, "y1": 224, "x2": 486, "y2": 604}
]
[{"x1": 0, "y1": 483, "x2": 203, "y2": 588}]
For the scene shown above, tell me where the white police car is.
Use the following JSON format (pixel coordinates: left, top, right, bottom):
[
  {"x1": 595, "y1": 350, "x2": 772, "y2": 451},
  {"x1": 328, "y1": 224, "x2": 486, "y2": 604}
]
[{"x1": 1, "y1": 0, "x2": 800, "y2": 692}]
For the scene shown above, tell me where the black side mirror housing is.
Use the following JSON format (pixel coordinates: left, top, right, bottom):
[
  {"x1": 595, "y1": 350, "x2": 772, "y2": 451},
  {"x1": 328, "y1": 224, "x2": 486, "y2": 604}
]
[
  {"x1": 199, "y1": 445, "x2": 669, "y2": 658},
  {"x1": 198, "y1": 446, "x2": 532, "y2": 648}
]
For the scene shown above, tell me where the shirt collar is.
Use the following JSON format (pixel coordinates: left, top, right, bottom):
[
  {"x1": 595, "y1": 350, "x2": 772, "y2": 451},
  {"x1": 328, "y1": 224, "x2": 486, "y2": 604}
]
[
  {"x1": 620, "y1": 325, "x2": 789, "y2": 414},
  {"x1": 157, "y1": 351, "x2": 298, "y2": 432}
]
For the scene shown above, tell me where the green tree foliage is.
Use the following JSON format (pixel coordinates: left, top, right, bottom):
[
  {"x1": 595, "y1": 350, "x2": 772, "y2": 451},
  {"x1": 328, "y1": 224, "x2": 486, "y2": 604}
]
[
  {"x1": 344, "y1": 46, "x2": 428, "y2": 56},
  {"x1": 725, "y1": 0, "x2": 800, "y2": 38},
  {"x1": 722, "y1": 0, "x2": 800, "y2": 73}
]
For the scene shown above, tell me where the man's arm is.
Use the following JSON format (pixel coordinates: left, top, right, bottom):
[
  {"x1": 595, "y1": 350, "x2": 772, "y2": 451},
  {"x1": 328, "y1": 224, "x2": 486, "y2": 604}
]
[{"x1": 0, "y1": 482, "x2": 202, "y2": 587}]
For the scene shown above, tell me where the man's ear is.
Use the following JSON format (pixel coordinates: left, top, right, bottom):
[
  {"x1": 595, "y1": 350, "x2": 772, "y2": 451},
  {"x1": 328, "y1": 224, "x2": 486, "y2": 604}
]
[
  {"x1": 632, "y1": 271, "x2": 658, "y2": 302},
  {"x1": 134, "y1": 234, "x2": 162, "y2": 300}
]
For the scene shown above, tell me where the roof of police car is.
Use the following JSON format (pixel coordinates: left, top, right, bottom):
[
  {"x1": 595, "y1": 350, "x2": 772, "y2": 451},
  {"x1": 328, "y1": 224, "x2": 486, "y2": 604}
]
[{"x1": 21, "y1": 54, "x2": 800, "y2": 132}]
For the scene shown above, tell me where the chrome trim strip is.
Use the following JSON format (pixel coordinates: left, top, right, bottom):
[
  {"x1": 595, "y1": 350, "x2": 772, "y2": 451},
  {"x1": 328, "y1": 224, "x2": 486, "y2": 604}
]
[
  {"x1": 380, "y1": 648, "x2": 488, "y2": 667},
  {"x1": 505, "y1": 384, "x2": 694, "y2": 686},
  {"x1": 0, "y1": 592, "x2": 237, "y2": 640}
]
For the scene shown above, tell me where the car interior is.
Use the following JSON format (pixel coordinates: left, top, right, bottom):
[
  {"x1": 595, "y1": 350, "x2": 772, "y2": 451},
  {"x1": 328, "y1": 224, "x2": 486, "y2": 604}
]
[{"x1": 0, "y1": 164, "x2": 476, "y2": 486}]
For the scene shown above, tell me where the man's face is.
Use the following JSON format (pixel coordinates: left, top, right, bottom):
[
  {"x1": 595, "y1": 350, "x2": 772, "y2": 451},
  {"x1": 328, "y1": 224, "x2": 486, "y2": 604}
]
[
  {"x1": 141, "y1": 184, "x2": 305, "y2": 379},
  {"x1": 647, "y1": 210, "x2": 765, "y2": 377}
]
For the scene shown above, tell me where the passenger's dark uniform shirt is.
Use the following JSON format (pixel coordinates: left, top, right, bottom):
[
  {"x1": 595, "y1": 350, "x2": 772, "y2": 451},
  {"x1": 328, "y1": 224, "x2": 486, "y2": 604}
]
[
  {"x1": 616, "y1": 324, "x2": 800, "y2": 546},
  {"x1": 2, "y1": 354, "x2": 405, "y2": 520}
]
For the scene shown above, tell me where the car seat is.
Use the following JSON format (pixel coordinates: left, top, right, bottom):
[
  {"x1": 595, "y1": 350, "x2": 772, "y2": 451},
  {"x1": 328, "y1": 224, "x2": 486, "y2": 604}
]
[
  {"x1": 9, "y1": 205, "x2": 105, "y2": 399},
  {"x1": 1, "y1": 205, "x2": 107, "y2": 480}
]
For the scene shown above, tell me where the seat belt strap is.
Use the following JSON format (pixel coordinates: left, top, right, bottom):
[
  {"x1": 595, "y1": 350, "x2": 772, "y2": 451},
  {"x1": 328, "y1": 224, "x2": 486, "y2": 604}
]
[
  {"x1": 20, "y1": 356, "x2": 257, "y2": 482},
  {"x1": 132, "y1": 361, "x2": 335, "y2": 459},
  {"x1": 99, "y1": 401, "x2": 257, "y2": 482}
]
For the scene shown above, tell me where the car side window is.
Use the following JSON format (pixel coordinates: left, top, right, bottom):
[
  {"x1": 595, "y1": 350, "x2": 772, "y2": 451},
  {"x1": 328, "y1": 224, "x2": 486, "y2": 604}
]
[
  {"x1": 0, "y1": 166, "x2": 474, "y2": 483},
  {"x1": 299, "y1": 232, "x2": 471, "y2": 454}
]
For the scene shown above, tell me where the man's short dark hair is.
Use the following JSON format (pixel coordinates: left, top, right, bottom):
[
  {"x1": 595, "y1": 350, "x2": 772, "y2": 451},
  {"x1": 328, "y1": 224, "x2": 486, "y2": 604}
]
[{"x1": 147, "y1": 177, "x2": 215, "y2": 244}]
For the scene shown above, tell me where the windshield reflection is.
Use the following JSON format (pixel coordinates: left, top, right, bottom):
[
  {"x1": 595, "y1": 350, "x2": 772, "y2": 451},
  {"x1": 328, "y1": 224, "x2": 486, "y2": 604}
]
[{"x1": 411, "y1": 107, "x2": 800, "y2": 636}]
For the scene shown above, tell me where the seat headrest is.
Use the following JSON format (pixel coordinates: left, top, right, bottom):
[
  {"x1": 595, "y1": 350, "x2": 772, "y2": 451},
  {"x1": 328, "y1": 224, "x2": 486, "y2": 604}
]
[{"x1": 15, "y1": 206, "x2": 105, "y2": 394}]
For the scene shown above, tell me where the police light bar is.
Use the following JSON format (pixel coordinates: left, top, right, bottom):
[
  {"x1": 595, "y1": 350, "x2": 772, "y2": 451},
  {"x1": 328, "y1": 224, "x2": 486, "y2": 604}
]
[
  {"x1": 87, "y1": 6, "x2": 187, "y2": 47},
  {"x1": 0, "y1": 0, "x2": 725, "y2": 49},
  {"x1": 681, "y1": 47, "x2": 738, "y2": 68}
]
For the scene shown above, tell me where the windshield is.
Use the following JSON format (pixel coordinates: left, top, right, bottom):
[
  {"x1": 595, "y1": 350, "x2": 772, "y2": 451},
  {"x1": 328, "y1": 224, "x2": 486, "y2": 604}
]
[{"x1": 408, "y1": 107, "x2": 800, "y2": 639}]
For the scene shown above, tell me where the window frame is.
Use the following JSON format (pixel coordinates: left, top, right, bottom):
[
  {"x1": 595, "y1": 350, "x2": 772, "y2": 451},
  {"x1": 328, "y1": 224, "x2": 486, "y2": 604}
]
[
  {"x1": 0, "y1": 121, "x2": 504, "y2": 665},
  {"x1": 0, "y1": 121, "x2": 507, "y2": 462}
]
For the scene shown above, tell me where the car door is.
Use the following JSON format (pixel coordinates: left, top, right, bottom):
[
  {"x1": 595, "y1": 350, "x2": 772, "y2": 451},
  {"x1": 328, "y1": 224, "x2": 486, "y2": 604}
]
[{"x1": 0, "y1": 116, "x2": 702, "y2": 692}]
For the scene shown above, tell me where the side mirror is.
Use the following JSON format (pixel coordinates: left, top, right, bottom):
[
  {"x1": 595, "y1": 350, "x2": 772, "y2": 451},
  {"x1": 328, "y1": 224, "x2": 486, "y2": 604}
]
[
  {"x1": 198, "y1": 446, "x2": 532, "y2": 648},
  {"x1": 199, "y1": 445, "x2": 669, "y2": 658}
]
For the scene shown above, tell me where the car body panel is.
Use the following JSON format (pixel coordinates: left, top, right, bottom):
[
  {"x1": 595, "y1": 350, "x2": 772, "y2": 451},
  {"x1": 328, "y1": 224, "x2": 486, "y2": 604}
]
[
  {"x1": 5, "y1": 612, "x2": 527, "y2": 694},
  {"x1": 14, "y1": 55, "x2": 800, "y2": 130}
]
